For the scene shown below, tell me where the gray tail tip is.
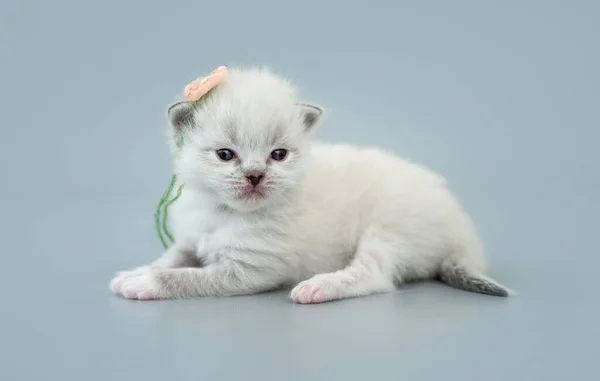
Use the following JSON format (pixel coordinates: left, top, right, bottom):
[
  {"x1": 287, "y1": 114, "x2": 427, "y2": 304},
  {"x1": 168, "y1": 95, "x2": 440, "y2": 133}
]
[{"x1": 440, "y1": 262, "x2": 514, "y2": 297}]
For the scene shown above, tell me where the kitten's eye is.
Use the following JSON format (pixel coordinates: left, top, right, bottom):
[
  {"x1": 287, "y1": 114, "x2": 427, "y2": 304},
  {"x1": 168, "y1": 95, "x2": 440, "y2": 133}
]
[
  {"x1": 270, "y1": 149, "x2": 288, "y2": 161},
  {"x1": 216, "y1": 149, "x2": 236, "y2": 161}
]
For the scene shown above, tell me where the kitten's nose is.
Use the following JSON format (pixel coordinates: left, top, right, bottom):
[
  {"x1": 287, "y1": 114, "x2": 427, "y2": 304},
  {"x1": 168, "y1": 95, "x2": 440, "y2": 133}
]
[{"x1": 246, "y1": 173, "x2": 264, "y2": 187}]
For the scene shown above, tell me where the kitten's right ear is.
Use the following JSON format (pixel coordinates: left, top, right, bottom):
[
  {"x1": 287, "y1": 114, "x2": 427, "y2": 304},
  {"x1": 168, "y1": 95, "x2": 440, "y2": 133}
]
[
  {"x1": 298, "y1": 103, "x2": 324, "y2": 130},
  {"x1": 167, "y1": 101, "x2": 195, "y2": 131}
]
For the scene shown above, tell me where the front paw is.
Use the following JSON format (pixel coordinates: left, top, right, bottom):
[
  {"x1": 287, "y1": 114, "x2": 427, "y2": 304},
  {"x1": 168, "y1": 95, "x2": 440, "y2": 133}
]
[
  {"x1": 111, "y1": 271, "x2": 166, "y2": 300},
  {"x1": 290, "y1": 274, "x2": 342, "y2": 304},
  {"x1": 109, "y1": 266, "x2": 150, "y2": 294}
]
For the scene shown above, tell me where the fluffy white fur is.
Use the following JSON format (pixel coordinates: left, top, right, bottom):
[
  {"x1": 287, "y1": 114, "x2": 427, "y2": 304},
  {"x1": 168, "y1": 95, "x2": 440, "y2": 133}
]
[{"x1": 110, "y1": 67, "x2": 510, "y2": 303}]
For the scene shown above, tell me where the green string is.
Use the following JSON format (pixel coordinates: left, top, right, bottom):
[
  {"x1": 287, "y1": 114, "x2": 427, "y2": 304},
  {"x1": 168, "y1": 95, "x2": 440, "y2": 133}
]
[
  {"x1": 154, "y1": 174, "x2": 183, "y2": 249},
  {"x1": 161, "y1": 183, "x2": 184, "y2": 243}
]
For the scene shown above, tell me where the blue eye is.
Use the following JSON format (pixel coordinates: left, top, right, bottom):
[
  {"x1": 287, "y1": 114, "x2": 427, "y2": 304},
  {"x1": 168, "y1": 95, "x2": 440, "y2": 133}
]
[
  {"x1": 216, "y1": 149, "x2": 236, "y2": 161},
  {"x1": 270, "y1": 149, "x2": 288, "y2": 161}
]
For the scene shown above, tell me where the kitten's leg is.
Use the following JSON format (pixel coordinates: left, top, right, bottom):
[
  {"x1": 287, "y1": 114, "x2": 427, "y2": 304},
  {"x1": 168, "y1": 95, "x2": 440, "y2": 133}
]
[
  {"x1": 117, "y1": 258, "x2": 285, "y2": 300},
  {"x1": 291, "y1": 234, "x2": 397, "y2": 304},
  {"x1": 110, "y1": 245, "x2": 199, "y2": 295}
]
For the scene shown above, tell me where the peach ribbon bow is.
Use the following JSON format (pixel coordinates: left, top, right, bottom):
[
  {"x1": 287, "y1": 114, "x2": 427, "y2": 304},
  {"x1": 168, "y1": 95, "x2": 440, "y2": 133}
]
[{"x1": 184, "y1": 65, "x2": 228, "y2": 102}]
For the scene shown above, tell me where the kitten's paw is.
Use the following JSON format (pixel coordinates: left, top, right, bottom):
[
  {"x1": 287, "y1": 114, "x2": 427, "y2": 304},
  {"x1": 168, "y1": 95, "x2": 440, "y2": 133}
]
[
  {"x1": 110, "y1": 271, "x2": 135, "y2": 294},
  {"x1": 109, "y1": 266, "x2": 150, "y2": 294},
  {"x1": 117, "y1": 272, "x2": 165, "y2": 300},
  {"x1": 290, "y1": 274, "x2": 343, "y2": 304}
]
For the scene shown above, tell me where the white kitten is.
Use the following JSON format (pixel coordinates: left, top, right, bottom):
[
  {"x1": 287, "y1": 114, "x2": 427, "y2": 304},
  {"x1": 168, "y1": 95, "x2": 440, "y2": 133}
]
[{"x1": 110, "y1": 67, "x2": 511, "y2": 303}]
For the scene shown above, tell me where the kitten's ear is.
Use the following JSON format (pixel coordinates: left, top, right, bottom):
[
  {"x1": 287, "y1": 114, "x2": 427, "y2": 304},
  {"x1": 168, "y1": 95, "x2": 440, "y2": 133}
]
[
  {"x1": 298, "y1": 103, "x2": 324, "y2": 130},
  {"x1": 168, "y1": 101, "x2": 195, "y2": 131}
]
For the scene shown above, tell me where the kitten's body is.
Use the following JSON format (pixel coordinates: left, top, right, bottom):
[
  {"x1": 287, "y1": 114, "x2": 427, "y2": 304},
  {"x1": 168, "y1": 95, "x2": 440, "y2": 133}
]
[{"x1": 110, "y1": 68, "x2": 510, "y2": 303}]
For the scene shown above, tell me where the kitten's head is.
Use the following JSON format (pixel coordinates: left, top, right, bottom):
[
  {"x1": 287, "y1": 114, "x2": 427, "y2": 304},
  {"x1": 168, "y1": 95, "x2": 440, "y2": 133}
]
[{"x1": 167, "y1": 68, "x2": 323, "y2": 212}]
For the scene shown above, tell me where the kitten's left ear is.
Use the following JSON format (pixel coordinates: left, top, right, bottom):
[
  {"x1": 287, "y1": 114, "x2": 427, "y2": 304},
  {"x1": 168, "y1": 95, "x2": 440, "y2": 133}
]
[
  {"x1": 298, "y1": 103, "x2": 324, "y2": 130},
  {"x1": 167, "y1": 101, "x2": 195, "y2": 131}
]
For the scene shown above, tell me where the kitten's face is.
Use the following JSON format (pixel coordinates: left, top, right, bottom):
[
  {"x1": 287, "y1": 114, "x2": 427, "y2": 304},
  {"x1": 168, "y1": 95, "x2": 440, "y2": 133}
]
[{"x1": 168, "y1": 69, "x2": 322, "y2": 212}]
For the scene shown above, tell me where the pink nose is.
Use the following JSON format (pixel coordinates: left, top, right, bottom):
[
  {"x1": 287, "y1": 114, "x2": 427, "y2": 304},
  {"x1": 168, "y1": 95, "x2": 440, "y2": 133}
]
[{"x1": 246, "y1": 174, "x2": 264, "y2": 187}]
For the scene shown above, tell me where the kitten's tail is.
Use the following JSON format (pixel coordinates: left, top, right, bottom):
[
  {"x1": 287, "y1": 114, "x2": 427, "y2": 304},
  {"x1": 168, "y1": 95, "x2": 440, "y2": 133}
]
[{"x1": 439, "y1": 258, "x2": 513, "y2": 297}]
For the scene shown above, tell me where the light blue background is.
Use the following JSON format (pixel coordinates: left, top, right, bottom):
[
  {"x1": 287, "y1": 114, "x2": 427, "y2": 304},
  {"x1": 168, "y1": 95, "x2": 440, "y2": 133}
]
[{"x1": 1, "y1": 1, "x2": 598, "y2": 380}]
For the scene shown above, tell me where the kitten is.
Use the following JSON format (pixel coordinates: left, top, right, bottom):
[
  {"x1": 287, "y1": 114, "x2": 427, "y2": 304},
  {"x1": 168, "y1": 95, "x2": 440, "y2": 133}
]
[{"x1": 110, "y1": 67, "x2": 511, "y2": 303}]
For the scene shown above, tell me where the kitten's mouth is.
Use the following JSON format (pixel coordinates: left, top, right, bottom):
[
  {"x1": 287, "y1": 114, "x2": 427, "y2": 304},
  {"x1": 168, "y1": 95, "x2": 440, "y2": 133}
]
[{"x1": 238, "y1": 187, "x2": 267, "y2": 200}]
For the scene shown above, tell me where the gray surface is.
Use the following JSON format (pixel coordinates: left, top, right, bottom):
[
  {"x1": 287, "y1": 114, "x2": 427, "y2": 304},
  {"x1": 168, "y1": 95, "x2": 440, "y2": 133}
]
[{"x1": 1, "y1": 1, "x2": 598, "y2": 380}]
